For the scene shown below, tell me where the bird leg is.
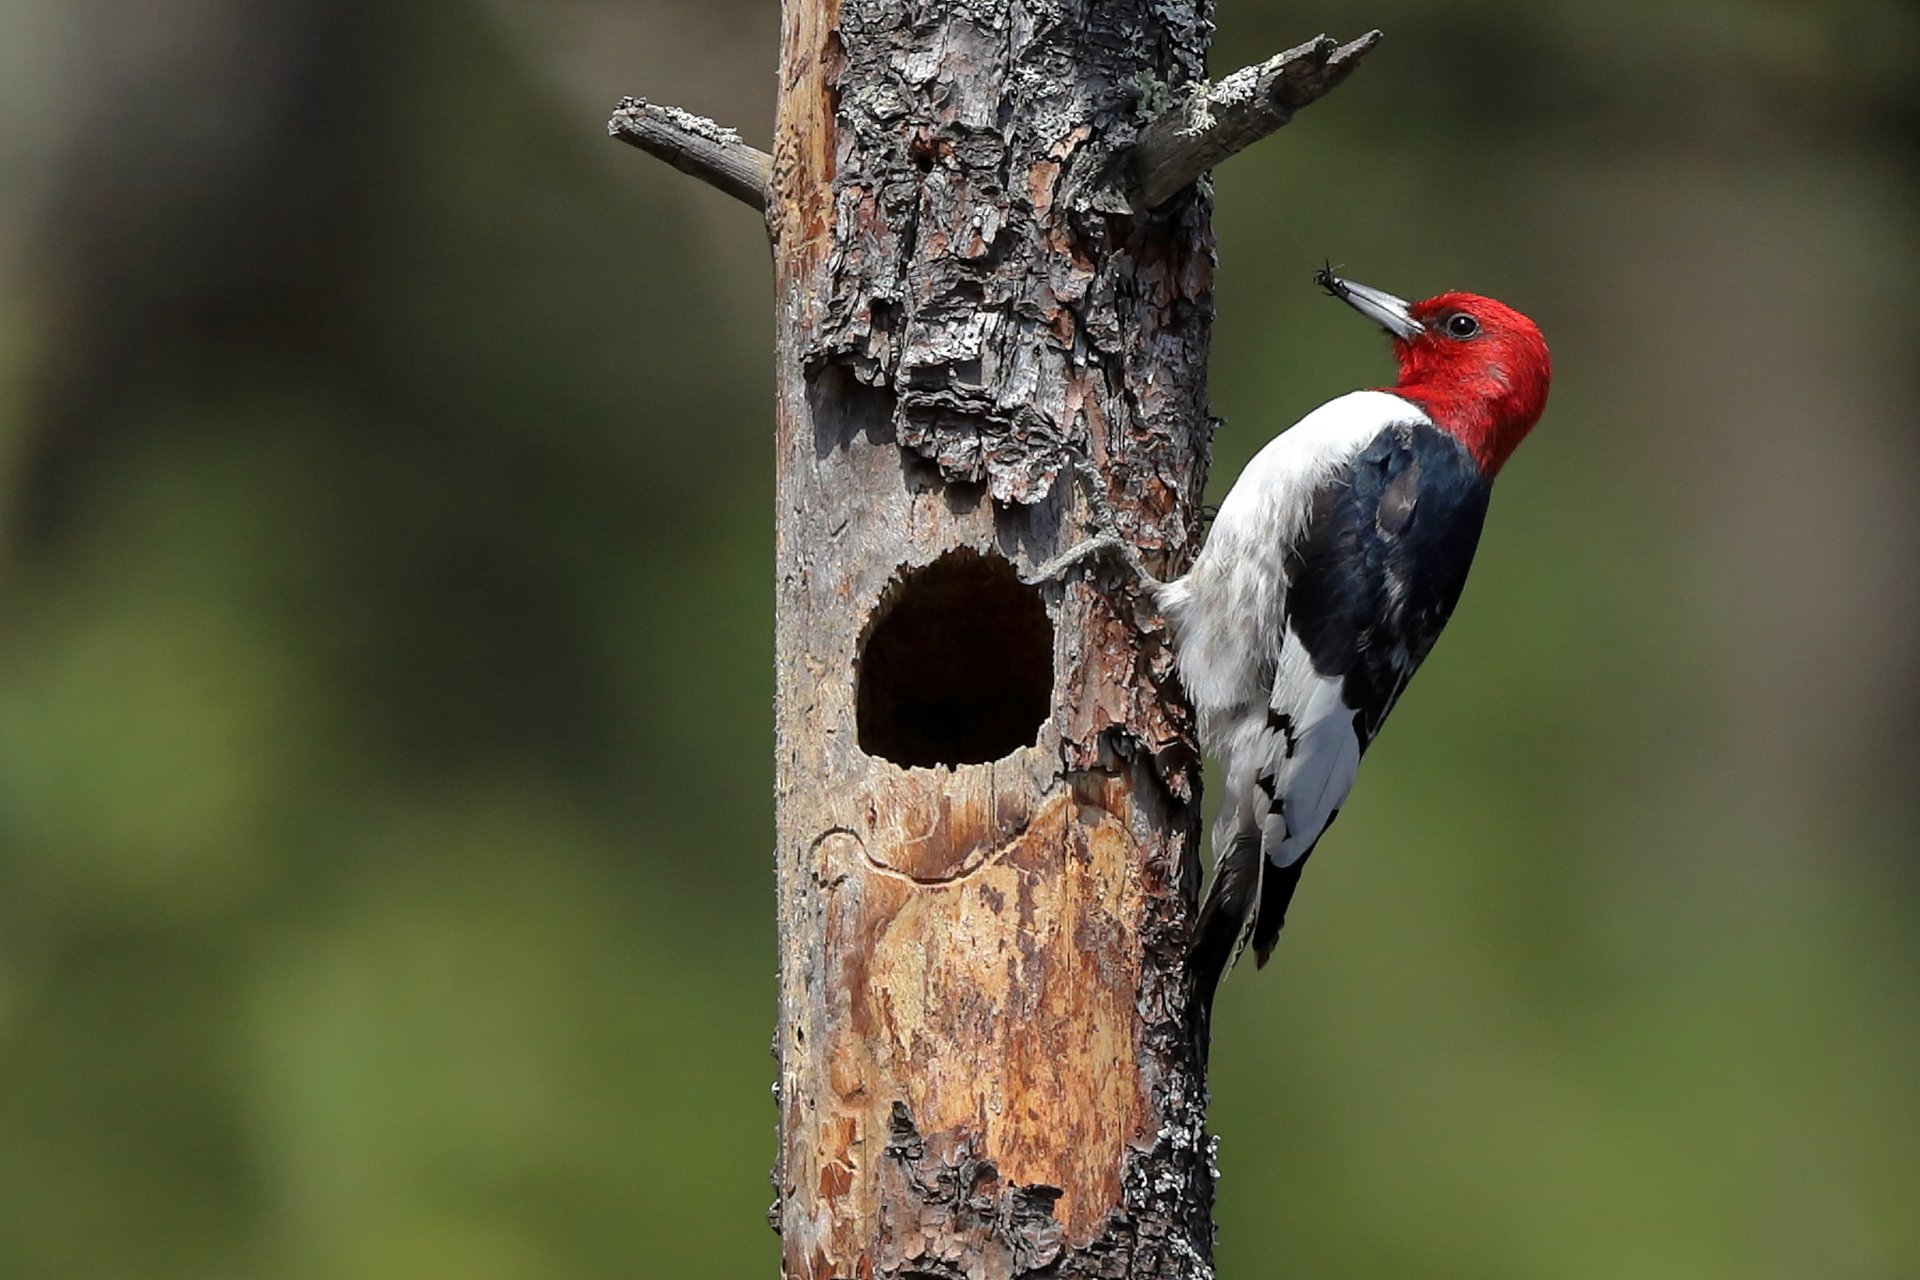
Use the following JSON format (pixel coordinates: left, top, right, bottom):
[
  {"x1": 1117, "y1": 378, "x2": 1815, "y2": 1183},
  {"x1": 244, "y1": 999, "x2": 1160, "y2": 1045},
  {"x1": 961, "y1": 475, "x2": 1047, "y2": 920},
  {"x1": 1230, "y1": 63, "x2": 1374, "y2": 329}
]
[
  {"x1": 1021, "y1": 533, "x2": 1154, "y2": 587},
  {"x1": 1021, "y1": 447, "x2": 1160, "y2": 589}
]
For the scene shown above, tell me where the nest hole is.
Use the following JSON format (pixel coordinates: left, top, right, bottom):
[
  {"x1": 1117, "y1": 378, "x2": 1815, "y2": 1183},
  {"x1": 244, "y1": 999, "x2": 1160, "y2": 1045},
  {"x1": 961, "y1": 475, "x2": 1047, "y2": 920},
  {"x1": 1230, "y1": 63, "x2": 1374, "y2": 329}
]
[{"x1": 857, "y1": 549, "x2": 1053, "y2": 768}]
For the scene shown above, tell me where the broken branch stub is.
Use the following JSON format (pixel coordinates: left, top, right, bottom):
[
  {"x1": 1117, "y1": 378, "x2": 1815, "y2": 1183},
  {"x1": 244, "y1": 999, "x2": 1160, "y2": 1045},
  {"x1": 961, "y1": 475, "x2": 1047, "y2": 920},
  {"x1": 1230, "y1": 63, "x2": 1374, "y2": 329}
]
[
  {"x1": 1125, "y1": 31, "x2": 1384, "y2": 210},
  {"x1": 607, "y1": 96, "x2": 773, "y2": 212}
]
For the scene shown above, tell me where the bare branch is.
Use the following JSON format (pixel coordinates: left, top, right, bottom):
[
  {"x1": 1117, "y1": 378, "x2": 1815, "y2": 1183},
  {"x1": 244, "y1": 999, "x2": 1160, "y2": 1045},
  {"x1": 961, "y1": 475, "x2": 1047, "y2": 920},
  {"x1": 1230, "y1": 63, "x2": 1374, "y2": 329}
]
[
  {"x1": 608, "y1": 97, "x2": 773, "y2": 212},
  {"x1": 1124, "y1": 31, "x2": 1383, "y2": 210}
]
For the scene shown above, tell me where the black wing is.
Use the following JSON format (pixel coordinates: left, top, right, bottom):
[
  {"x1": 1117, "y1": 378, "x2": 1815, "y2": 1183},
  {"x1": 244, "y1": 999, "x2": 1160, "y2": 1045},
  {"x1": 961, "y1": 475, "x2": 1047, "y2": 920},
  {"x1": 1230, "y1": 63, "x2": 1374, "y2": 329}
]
[{"x1": 1282, "y1": 422, "x2": 1493, "y2": 748}]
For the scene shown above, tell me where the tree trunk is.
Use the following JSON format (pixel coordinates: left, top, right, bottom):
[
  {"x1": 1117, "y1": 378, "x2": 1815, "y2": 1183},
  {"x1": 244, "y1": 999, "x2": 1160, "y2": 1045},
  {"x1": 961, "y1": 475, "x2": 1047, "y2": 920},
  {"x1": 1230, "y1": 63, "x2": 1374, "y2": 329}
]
[{"x1": 766, "y1": 0, "x2": 1217, "y2": 1275}]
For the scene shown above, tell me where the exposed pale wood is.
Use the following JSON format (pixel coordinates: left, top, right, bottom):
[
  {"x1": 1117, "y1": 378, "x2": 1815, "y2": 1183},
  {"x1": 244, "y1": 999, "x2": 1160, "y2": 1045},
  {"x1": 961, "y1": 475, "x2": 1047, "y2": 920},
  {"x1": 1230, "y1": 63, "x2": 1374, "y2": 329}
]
[
  {"x1": 1126, "y1": 32, "x2": 1384, "y2": 210},
  {"x1": 607, "y1": 97, "x2": 773, "y2": 211}
]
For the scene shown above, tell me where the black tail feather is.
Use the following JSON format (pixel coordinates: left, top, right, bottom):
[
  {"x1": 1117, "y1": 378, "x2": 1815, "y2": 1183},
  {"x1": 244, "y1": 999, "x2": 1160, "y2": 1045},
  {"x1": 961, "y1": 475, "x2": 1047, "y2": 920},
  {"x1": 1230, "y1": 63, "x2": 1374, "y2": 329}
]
[
  {"x1": 1188, "y1": 843, "x2": 1320, "y2": 1059},
  {"x1": 1250, "y1": 849, "x2": 1312, "y2": 967},
  {"x1": 1186, "y1": 832, "x2": 1262, "y2": 1058}
]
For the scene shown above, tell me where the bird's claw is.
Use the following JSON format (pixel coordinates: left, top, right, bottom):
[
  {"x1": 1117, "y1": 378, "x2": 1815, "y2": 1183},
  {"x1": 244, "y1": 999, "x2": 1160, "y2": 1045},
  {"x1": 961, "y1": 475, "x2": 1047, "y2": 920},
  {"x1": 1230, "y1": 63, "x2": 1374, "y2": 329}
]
[
  {"x1": 1025, "y1": 446, "x2": 1159, "y2": 593},
  {"x1": 1020, "y1": 535, "x2": 1144, "y2": 587}
]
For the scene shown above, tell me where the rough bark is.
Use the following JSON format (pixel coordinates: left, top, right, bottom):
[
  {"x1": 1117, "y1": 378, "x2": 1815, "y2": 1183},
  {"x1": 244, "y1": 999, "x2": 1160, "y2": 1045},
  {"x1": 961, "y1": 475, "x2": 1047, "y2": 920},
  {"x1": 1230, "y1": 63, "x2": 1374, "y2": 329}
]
[{"x1": 765, "y1": 0, "x2": 1217, "y2": 1276}]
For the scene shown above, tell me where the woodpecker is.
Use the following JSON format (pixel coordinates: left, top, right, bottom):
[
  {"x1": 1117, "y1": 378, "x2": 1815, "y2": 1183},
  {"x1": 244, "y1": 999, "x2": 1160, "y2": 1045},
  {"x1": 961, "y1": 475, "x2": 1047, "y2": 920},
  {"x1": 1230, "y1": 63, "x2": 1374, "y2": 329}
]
[
  {"x1": 1161, "y1": 269, "x2": 1551, "y2": 1032},
  {"x1": 1019, "y1": 271, "x2": 1551, "y2": 1034},
  {"x1": 1027, "y1": 271, "x2": 1551, "y2": 1028}
]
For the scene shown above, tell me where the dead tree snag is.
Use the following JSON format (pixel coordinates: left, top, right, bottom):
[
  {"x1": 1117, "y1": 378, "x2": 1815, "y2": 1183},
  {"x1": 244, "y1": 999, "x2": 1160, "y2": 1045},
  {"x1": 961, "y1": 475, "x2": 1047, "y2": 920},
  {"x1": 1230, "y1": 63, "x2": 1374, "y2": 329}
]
[{"x1": 614, "y1": 7, "x2": 1380, "y2": 1277}]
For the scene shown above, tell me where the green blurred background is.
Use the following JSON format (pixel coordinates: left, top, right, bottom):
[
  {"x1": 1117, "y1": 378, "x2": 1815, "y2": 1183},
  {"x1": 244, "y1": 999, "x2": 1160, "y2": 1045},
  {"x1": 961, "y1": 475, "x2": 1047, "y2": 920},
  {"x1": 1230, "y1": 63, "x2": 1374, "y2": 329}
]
[{"x1": 0, "y1": 1, "x2": 1915, "y2": 1276}]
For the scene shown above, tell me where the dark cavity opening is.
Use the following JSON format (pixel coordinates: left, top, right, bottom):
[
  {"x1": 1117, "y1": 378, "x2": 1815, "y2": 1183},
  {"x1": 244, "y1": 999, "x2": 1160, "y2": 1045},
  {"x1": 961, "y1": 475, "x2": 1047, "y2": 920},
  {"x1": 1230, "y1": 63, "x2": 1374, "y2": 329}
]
[{"x1": 857, "y1": 549, "x2": 1053, "y2": 768}]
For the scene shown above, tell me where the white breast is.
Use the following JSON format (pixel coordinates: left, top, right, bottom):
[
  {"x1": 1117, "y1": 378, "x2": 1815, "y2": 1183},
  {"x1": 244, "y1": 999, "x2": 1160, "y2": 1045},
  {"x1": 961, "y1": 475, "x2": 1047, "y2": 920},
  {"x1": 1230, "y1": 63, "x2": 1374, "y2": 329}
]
[{"x1": 1158, "y1": 389, "x2": 1427, "y2": 715}]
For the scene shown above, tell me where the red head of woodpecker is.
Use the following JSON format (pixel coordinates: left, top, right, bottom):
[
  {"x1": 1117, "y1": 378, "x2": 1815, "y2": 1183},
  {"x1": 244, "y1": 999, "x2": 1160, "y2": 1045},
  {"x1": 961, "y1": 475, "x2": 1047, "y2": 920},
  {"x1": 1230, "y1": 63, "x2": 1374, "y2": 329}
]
[
  {"x1": 1320, "y1": 268, "x2": 1553, "y2": 475},
  {"x1": 1157, "y1": 268, "x2": 1553, "y2": 1040}
]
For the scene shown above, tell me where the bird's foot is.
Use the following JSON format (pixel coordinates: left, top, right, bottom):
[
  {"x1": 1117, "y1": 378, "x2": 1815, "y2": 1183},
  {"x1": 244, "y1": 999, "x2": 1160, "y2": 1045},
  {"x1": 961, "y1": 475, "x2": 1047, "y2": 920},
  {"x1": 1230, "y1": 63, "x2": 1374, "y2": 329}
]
[
  {"x1": 1022, "y1": 444, "x2": 1161, "y2": 590},
  {"x1": 1020, "y1": 534, "x2": 1152, "y2": 587}
]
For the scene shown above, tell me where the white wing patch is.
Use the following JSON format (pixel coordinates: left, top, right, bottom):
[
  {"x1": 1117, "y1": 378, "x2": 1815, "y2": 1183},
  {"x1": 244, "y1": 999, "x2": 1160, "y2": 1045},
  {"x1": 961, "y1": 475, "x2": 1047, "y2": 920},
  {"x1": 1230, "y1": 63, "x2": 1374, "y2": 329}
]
[
  {"x1": 1204, "y1": 631, "x2": 1360, "y2": 874},
  {"x1": 1254, "y1": 637, "x2": 1360, "y2": 868}
]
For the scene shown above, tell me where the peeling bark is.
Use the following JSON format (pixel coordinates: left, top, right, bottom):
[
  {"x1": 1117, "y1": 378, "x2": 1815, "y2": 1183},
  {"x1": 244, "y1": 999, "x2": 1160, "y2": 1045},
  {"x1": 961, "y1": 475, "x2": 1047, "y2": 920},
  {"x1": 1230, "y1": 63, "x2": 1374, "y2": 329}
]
[{"x1": 767, "y1": 0, "x2": 1218, "y2": 1275}]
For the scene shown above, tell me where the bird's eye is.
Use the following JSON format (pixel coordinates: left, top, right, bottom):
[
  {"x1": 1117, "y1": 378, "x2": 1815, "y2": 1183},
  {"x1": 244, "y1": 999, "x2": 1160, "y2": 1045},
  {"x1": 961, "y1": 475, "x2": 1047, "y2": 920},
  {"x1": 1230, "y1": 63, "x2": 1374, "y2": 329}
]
[{"x1": 1445, "y1": 313, "x2": 1480, "y2": 339}]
